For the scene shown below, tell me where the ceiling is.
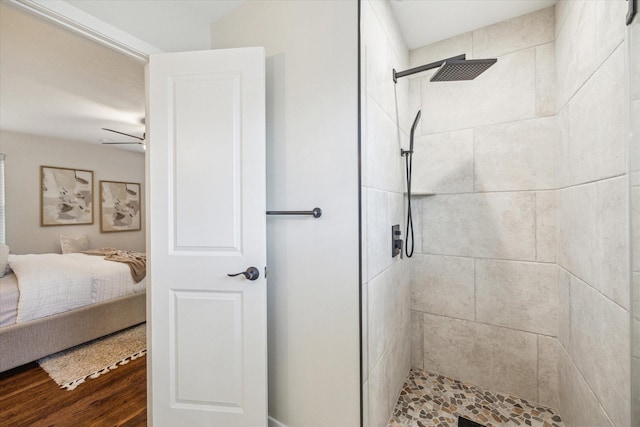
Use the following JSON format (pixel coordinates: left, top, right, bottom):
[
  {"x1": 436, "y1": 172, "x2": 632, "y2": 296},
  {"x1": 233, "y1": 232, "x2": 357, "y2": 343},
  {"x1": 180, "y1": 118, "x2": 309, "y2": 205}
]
[
  {"x1": 389, "y1": 0, "x2": 557, "y2": 50},
  {"x1": 0, "y1": 3, "x2": 146, "y2": 152},
  {"x1": 0, "y1": 0, "x2": 556, "y2": 152}
]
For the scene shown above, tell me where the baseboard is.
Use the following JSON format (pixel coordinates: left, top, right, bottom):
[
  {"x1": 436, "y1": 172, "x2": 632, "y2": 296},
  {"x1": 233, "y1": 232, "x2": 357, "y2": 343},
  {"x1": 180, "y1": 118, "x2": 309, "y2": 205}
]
[{"x1": 268, "y1": 416, "x2": 289, "y2": 427}]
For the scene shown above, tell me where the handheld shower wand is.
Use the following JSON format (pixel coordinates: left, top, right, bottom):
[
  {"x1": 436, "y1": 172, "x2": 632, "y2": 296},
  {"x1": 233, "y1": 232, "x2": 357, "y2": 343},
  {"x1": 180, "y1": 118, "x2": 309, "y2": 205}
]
[{"x1": 402, "y1": 110, "x2": 421, "y2": 258}]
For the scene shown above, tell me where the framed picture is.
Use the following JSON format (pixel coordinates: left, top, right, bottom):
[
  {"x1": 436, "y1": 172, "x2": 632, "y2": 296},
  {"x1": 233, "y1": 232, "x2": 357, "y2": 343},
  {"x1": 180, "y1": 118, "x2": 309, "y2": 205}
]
[
  {"x1": 99, "y1": 181, "x2": 141, "y2": 232},
  {"x1": 41, "y1": 166, "x2": 94, "y2": 226}
]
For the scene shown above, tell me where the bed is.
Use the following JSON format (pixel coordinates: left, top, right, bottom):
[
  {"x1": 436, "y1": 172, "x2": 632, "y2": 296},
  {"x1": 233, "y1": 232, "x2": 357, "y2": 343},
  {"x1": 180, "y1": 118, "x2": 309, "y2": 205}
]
[{"x1": 0, "y1": 251, "x2": 146, "y2": 372}]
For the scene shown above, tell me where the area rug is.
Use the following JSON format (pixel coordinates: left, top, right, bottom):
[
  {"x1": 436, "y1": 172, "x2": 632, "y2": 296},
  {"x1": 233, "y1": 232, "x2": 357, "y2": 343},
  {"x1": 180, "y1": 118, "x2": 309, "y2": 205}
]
[{"x1": 38, "y1": 323, "x2": 146, "y2": 391}]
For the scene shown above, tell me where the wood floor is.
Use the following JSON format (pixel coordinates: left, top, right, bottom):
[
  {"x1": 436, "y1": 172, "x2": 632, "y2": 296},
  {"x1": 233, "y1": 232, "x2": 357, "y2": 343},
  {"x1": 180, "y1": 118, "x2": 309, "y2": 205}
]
[{"x1": 0, "y1": 356, "x2": 146, "y2": 427}]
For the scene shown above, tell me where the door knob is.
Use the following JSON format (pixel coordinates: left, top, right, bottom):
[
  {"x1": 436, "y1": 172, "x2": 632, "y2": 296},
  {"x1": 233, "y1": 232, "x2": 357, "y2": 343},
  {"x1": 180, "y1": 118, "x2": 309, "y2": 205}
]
[{"x1": 227, "y1": 266, "x2": 260, "y2": 281}]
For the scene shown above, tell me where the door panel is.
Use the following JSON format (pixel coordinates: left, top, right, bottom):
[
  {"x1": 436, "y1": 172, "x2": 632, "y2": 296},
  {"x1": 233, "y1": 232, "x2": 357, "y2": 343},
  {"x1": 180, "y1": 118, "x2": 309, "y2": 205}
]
[
  {"x1": 148, "y1": 47, "x2": 266, "y2": 427},
  {"x1": 171, "y1": 72, "x2": 241, "y2": 252}
]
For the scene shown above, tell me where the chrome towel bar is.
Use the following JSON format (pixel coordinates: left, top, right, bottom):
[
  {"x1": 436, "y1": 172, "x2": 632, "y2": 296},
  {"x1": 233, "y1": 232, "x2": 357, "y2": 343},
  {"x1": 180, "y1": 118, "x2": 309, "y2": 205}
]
[{"x1": 266, "y1": 207, "x2": 322, "y2": 218}]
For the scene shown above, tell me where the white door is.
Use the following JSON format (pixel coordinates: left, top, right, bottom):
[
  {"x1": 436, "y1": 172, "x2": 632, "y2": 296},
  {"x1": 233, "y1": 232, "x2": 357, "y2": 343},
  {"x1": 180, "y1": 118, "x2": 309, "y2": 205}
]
[{"x1": 147, "y1": 47, "x2": 267, "y2": 427}]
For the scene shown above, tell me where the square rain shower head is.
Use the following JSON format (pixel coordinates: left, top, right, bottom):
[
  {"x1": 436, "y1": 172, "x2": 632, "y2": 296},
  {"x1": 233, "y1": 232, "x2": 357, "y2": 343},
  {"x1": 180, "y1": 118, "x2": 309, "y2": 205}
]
[{"x1": 430, "y1": 58, "x2": 497, "y2": 82}]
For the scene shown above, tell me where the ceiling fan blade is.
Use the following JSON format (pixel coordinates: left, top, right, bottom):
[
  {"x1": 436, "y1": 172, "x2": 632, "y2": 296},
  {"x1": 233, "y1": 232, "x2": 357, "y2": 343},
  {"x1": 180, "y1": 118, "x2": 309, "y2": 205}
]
[
  {"x1": 102, "y1": 141, "x2": 145, "y2": 145},
  {"x1": 101, "y1": 128, "x2": 145, "y2": 141}
]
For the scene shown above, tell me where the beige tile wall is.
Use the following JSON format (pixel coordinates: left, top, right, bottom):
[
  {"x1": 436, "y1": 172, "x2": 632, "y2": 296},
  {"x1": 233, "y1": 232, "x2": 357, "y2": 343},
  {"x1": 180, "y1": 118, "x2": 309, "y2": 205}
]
[
  {"x1": 555, "y1": 1, "x2": 631, "y2": 426},
  {"x1": 364, "y1": 2, "x2": 633, "y2": 426},
  {"x1": 409, "y1": 7, "x2": 561, "y2": 409},
  {"x1": 361, "y1": 1, "x2": 412, "y2": 426}
]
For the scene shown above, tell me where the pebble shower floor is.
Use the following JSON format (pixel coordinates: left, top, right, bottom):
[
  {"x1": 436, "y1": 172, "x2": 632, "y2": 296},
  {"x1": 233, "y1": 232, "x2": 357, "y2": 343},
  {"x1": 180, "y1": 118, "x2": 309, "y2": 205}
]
[{"x1": 387, "y1": 368, "x2": 564, "y2": 427}]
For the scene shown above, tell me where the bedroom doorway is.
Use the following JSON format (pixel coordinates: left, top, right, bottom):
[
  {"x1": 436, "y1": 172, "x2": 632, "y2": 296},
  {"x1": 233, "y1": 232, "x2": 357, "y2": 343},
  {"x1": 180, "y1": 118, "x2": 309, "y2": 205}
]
[{"x1": 0, "y1": 1, "x2": 148, "y2": 425}]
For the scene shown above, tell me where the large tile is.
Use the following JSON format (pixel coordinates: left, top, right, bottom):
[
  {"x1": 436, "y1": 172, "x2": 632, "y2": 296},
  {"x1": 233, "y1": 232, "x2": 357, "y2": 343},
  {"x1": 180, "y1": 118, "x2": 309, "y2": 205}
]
[
  {"x1": 366, "y1": 189, "x2": 404, "y2": 280},
  {"x1": 411, "y1": 129, "x2": 474, "y2": 194},
  {"x1": 555, "y1": 1, "x2": 598, "y2": 107},
  {"x1": 569, "y1": 277, "x2": 630, "y2": 427},
  {"x1": 634, "y1": 356, "x2": 640, "y2": 427},
  {"x1": 411, "y1": 310, "x2": 423, "y2": 369},
  {"x1": 593, "y1": 0, "x2": 627, "y2": 69},
  {"x1": 422, "y1": 192, "x2": 536, "y2": 260},
  {"x1": 365, "y1": 95, "x2": 405, "y2": 193},
  {"x1": 556, "y1": 183, "x2": 599, "y2": 290},
  {"x1": 411, "y1": 254, "x2": 475, "y2": 321},
  {"x1": 538, "y1": 336, "x2": 560, "y2": 410},
  {"x1": 408, "y1": 195, "x2": 423, "y2": 256},
  {"x1": 420, "y1": 48, "x2": 536, "y2": 134},
  {"x1": 363, "y1": 3, "x2": 405, "y2": 122},
  {"x1": 557, "y1": 267, "x2": 571, "y2": 349},
  {"x1": 536, "y1": 42, "x2": 556, "y2": 117},
  {"x1": 555, "y1": 104, "x2": 570, "y2": 187},
  {"x1": 476, "y1": 259, "x2": 557, "y2": 335},
  {"x1": 368, "y1": 261, "x2": 408, "y2": 377},
  {"x1": 631, "y1": 22, "x2": 640, "y2": 101},
  {"x1": 558, "y1": 178, "x2": 629, "y2": 309},
  {"x1": 361, "y1": 187, "x2": 369, "y2": 283},
  {"x1": 473, "y1": 7, "x2": 555, "y2": 58},
  {"x1": 387, "y1": 317, "x2": 411, "y2": 412},
  {"x1": 361, "y1": 282, "x2": 369, "y2": 383},
  {"x1": 366, "y1": 0, "x2": 408, "y2": 67},
  {"x1": 554, "y1": 0, "x2": 573, "y2": 39},
  {"x1": 597, "y1": 176, "x2": 630, "y2": 309},
  {"x1": 565, "y1": 45, "x2": 627, "y2": 186},
  {"x1": 474, "y1": 117, "x2": 556, "y2": 192},
  {"x1": 409, "y1": 32, "x2": 472, "y2": 71},
  {"x1": 558, "y1": 347, "x2": 615, "y2": 427},
  {"x1": 368, "y1": 263, "x2": 389, "y2": 374},
  {"x1": 422, "y1": 313, "x2": 538, "y2": 401},
  {"x1": 367, "y1": 352, "x2": 391, "y2": 427},
  {"x1": 536, "y1": 191, "x2": 557, "y2": 263}
]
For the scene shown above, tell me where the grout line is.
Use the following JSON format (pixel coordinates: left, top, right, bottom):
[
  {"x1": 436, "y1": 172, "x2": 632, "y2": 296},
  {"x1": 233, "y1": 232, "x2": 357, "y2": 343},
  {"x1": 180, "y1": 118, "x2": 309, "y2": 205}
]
[
  {"x1": 556, "y1": 173, "x2": 627, "y2": 191},
  {"x1": 556, "y1": 39, "x2": 625, "y2": 112},
  {"x1": 558, "y1": 344, "x2": 618, "y2": 427},
  {"x1": 416, "y1": 308, "x2": 557, "y2": 339},
  {"x1": 556, "y1": 265, "x2": 629, "y2": 314},
  {"x1": 420, "y1": 252, "x2": 553, "y2": 265}
]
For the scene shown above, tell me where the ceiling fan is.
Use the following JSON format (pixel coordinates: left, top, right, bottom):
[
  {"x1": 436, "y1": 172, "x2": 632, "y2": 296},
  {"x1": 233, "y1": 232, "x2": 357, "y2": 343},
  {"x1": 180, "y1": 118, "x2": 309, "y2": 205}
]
[{"x1": 101, "y1": 128, "x2": 145, "y2": 146}]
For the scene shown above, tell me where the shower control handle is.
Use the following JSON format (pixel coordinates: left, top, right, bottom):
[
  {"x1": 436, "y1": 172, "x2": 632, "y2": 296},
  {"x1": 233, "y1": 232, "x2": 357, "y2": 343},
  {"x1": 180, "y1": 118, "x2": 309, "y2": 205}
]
[{"x1": 227, "y1": 266, "x2": 260, "y2": 281}]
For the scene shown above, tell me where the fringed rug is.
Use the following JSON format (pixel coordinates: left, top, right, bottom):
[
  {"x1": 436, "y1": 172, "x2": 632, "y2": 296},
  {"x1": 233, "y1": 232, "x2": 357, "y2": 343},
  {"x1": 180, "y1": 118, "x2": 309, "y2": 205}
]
[{"x1": 38, "y1": 323, "x2": 146, "y2": 391}]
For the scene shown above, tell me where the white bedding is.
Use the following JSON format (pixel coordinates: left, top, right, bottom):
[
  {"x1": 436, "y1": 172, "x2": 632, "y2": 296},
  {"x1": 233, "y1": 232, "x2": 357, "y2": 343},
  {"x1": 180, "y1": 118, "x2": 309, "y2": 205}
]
[{"x1": 8, "y1": 253, "x2": 146, "y2": 324}]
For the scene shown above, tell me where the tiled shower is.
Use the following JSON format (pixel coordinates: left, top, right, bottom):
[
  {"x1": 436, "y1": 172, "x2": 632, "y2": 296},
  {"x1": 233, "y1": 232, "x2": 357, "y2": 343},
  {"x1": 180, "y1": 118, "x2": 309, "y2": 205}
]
[{"x1": 361, "y1": 1, "x2": 633, "y2": 426}]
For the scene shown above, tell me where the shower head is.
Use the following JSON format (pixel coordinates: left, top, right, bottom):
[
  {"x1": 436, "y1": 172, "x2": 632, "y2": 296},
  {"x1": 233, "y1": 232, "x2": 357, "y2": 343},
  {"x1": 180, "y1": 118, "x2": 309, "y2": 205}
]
[
  {"x1": 409, "y1": 110, "x2": 421, "y2": 154},
  {"x1": 392, "y1": 54, "x2": 497, "y2": 83},
  {"x1": 430, "y1": 58, "x2": 497, "y2": 82}
]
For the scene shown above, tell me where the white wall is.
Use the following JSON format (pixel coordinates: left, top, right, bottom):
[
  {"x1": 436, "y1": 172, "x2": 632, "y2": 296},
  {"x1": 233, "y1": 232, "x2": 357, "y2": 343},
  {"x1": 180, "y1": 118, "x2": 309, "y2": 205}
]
[
  {"x1": 408, "y1": 7, "x2": 559, "y2": 407},
  {"x1": 0, "y1": 130, "x2": 145, "y2": 254},
  {"x1": 211, "y1": 2, "x2": 360, "y2": 426},
  {"x1": 360, "y1": 1, "x2": 412, "y2": 426},
  {"x1": 555, "y1": 1, "x2": 630, "y2": 426}
]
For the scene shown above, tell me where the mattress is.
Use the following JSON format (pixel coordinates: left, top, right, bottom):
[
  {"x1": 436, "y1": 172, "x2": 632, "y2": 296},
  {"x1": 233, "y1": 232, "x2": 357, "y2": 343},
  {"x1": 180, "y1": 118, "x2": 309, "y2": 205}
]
[
  {"x1": 0, "y1": 273, "x2": 18, "y2": 327},
  {"x1": 1, "y1": 253, "x2": 146, "y2": 328}
]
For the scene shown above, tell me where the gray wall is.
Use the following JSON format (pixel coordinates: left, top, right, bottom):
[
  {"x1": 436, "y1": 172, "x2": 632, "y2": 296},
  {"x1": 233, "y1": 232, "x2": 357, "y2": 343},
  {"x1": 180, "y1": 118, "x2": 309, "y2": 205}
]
[
  {"x1": 408, "y1": 7, "x2": 559, "y2": 406},
  {"x1": 0, "y1": 130, "x2": 145, "y2": 254},
  {"x1": 555, "y1": 1, "x2": 630, "y2": 426},
  {"x1": 211, "y1": 2, "x2": 361, "y2": 426},
  {"x1": 360, "y1": 1, "x2": 412, "y2": 426}
]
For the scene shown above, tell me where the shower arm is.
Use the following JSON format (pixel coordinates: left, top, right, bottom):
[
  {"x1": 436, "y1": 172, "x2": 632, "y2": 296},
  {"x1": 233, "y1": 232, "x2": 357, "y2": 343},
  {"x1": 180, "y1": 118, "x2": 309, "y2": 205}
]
[{"x1": 393, "y1": 54, "x2": 466, "y2": 83}]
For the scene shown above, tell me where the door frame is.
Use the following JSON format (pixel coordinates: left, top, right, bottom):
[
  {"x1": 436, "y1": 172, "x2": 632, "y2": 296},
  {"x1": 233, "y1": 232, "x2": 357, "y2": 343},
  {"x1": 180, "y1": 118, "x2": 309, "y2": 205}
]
[{"x1": 6, "y1": 0, "x2": 160, "y2": 62}]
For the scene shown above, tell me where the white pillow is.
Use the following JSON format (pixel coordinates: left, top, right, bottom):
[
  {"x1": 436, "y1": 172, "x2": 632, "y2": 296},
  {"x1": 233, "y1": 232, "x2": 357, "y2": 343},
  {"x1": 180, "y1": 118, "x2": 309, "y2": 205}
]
[
  {"x1": 0, "y1": 244, "x2": 8, "y2": 278},
  {"x1": 60, "y1": 234, "x2": 90, "y2": 254}
]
